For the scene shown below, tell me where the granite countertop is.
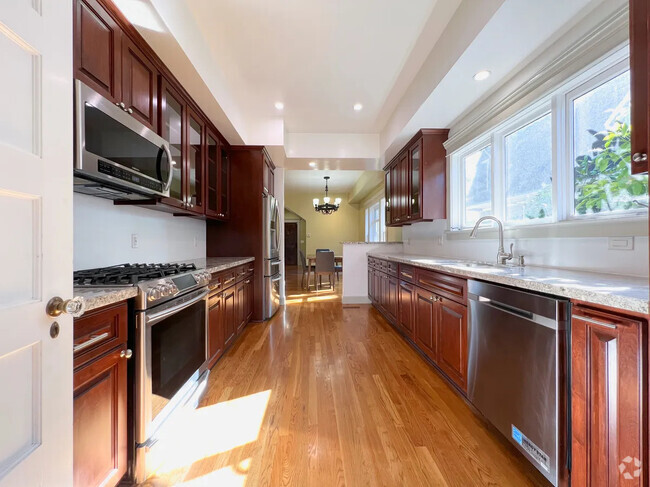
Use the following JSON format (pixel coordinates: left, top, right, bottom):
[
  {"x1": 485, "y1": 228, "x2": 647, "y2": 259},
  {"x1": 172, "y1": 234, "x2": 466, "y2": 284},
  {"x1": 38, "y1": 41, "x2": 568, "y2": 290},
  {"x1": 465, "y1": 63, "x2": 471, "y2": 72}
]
[
  {"x1": 368, "y1": 252, "x2": 649, "y2": 315},
  {"x1": 74, "y1": 256, "x2": 255, "y2": 314}
]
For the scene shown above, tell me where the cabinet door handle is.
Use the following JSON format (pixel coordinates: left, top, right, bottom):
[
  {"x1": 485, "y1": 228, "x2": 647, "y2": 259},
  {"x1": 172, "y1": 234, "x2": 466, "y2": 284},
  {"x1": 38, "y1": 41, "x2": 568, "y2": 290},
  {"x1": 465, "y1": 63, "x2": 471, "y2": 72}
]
[
  {"x1": 574, "y1": 315, "x2": 617, "y2": 329},
  {"x1": 632, "y1": 153, "x2": 648, "y2": 163},
  {"x1": 120, "y1": 349, "x2": 133, "y2": 359},
  {"x1": 245, "y1": 280, "x2": 251, "y2": 284},
  {"x1": 73, "y1": 332, "x2": 109, "y2": 353},
  {"x1": 127, "y1": 107, "x2": 133, "y2": 114}
]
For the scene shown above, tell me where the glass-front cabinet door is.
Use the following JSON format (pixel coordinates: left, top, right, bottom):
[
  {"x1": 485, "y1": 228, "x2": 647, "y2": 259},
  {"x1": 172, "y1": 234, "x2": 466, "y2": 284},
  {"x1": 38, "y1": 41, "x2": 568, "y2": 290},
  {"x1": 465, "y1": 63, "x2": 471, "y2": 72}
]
[
  {"x1": 385, "y1": 170, "x2": 392, "y2": 225},
  {"x1": 186, "y1": 109, "x2": 204, "y2": 214},
  {"x1": 160, "y1": 79, "x2": 186, "y2": 210},
  {"x1": 219, "y1": 147, "x2": 230, "y2": 219},
  {"x1": 205, "y1": 130, "x2": 219, "y2": 217},
  {"x1": 409, "y1": 140, "x2": 422, "y2": 219}
]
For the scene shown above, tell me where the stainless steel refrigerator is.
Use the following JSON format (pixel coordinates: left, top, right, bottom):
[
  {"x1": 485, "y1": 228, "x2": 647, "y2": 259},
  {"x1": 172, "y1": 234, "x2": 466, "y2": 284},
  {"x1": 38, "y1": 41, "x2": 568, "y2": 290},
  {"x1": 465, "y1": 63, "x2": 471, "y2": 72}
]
[{"x1": 263, "y1": 194, "x2": 281, "y2": 319}]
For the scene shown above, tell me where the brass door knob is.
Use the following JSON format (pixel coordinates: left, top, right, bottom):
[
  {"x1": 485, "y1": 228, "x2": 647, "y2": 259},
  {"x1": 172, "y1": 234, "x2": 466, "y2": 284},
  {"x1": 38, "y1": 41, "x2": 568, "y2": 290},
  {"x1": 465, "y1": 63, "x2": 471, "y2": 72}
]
[{"x1": 46, "y1": 296, "x2": 86, "y2": 318}]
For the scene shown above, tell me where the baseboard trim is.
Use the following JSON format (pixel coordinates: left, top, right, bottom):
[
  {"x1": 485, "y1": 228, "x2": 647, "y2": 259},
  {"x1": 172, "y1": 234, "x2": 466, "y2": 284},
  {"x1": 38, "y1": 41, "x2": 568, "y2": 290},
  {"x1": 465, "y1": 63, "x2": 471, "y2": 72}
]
[{"x1": 342, "y1": 296, "x2": 372, "y2": 304}]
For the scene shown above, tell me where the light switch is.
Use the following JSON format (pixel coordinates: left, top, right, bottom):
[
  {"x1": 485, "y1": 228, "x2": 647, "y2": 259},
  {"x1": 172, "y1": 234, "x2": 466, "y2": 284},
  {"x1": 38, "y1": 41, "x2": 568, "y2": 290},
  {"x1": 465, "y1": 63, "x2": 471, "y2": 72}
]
[
  {"x1": 608, "y1": 236, "x2": 634, "y2": 250},
  {"x1": 131, "y1": 234, "x2": 139, "y2": 248}
]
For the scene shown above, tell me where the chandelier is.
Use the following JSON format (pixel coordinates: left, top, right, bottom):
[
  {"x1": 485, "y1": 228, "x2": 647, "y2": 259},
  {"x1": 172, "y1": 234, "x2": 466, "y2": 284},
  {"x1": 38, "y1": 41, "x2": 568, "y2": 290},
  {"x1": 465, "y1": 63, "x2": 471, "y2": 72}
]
[{"x1": 313, "y1": 176, "x2": 341, "y2": 215}]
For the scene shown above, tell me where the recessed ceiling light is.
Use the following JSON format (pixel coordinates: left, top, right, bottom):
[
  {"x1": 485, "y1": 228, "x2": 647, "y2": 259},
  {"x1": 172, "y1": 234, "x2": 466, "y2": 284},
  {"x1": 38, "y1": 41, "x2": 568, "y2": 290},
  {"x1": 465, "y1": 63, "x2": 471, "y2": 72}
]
[
  {"x1": 353, "y1": 103, "x2": 363, "y2": 111},
  {"x1": 473, "y1": 70, "x2": 491, "y2": 81},
  {"x1": 274, "y1": 101, "x2": 284, "y2": 110},
  {"x1": 309, "y1": 161, "x2": 317, "y2": 168}
]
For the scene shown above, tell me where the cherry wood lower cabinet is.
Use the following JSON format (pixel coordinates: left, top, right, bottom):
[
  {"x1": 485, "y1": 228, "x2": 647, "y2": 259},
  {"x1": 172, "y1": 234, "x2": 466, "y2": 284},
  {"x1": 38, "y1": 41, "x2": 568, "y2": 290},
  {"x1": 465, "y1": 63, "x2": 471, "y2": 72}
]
[
  {"x1": 437, "y1": 298, "x2": 468, "y2": 391},
  {"x1": 397, "y1": 281, "x2": 415, "y2": 339},
  {"x1": 207, "y1": 265, "x2": 255, "y2": 368},
  {"x1": 369, "y1": 258, "x2": 470, "y2": 394},
  {"x1": 414, "y1": 287, "x2": 439, "y2": 363},
  {"x1": 73, "y1": 303, "x2": 129, "y2": 487},
  {"x1": 571, "y1": 305, "x2": 647, "y2": 487}
]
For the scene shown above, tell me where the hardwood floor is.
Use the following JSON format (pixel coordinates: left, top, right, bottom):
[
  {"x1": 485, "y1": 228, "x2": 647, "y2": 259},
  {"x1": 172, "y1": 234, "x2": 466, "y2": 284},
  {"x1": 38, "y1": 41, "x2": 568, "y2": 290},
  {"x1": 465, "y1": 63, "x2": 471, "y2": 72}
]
[{"x1": 142, "y1": 267, "x2": 548, "y2": 486}]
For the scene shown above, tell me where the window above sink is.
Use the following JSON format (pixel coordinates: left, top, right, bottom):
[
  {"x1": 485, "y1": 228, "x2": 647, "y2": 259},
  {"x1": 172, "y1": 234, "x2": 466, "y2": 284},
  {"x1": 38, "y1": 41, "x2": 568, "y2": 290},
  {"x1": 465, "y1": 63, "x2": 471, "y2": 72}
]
[{"x1": 449, "y1": 47, "x2": 648, "y2": 232}]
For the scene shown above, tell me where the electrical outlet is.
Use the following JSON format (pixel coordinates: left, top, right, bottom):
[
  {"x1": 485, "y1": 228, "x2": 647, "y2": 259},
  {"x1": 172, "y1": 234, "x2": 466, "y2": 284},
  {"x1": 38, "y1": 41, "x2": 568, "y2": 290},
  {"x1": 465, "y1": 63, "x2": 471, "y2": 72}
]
[
  {"x1": 131, "y1": 234, "x2": 139, "y2": 248},
  {"x1": 307, "y1": 233, "x2": 311, "y2": 238},
  {"x1": 436, "y1": 236, "x2": 443, "y2": 246},
  {"x1": 193, "y1": 236, "x2": 198, "y2": 248}
]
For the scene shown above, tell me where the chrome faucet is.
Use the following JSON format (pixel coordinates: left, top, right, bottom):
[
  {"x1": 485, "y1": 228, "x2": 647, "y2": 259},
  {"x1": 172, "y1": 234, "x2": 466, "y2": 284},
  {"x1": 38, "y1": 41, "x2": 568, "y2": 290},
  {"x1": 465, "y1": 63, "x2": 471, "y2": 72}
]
[{"x1": 469, "y1": 216, "x2": 513, "y2": 265}]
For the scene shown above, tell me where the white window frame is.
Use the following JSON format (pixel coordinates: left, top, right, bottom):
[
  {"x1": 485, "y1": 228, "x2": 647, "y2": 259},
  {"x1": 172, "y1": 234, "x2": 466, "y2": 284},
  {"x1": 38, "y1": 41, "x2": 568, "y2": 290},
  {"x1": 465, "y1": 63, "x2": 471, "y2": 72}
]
[
  {"x1": 365, "y1": 199, "x2": 386, "y2": 242},
  {"x1": 449, "y1": 46, "x2": 645, "y2": 232}
]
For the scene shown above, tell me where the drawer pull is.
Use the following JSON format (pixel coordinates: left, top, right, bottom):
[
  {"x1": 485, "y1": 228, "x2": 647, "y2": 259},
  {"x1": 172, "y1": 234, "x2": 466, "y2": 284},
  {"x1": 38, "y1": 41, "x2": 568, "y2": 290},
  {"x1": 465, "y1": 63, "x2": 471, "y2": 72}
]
[
  {"x1": 224, "y1": 277, "x2": 235, "y2": 284},
  {"x1": 574, "y1": 315, "x2": 617, "y2": 329},
  {"x1": 401, "y1": 272, "x2": 413, "y2": 278},
  {"x1": 245, "y1": 279, "x2": 251, "y2": 284},
  {"x1": 74, "y1": 332, "x2": 109, "y2": 353}
]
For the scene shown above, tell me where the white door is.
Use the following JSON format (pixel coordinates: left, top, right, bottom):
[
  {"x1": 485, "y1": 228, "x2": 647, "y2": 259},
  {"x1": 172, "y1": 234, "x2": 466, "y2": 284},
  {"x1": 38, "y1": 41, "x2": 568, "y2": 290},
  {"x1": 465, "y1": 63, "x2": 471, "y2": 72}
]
[{"x1": 0, "y1": 2, "x2": 73, "y2": 486}]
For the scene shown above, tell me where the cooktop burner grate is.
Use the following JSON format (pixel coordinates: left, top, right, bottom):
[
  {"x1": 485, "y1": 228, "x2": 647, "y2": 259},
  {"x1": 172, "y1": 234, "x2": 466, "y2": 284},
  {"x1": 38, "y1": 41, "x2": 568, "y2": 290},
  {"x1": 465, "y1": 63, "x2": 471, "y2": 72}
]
[{"x1": 74, "y1": 263, "x2": 198, "y2": 287}]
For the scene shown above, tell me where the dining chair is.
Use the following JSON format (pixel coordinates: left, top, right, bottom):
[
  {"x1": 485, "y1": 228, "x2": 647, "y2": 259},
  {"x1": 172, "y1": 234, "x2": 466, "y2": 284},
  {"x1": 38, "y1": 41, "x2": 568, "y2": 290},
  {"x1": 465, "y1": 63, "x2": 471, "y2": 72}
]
[
  {"x1": 314, "y1": 251, "x2": 335, "y2": 291},
  {"x1": 299, "y1": 249, "x2": 314, "y2": 289},
  {"x1": 335, "y1": 260, "x2": 343, "y2": 281}
]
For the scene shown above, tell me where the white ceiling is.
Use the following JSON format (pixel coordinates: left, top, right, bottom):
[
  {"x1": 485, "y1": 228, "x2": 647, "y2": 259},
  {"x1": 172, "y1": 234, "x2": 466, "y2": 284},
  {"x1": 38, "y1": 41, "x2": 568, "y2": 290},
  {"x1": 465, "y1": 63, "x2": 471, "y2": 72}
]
[
  {"x1": 184, "y1": 0, "x2": 445, "y2": 134},
  {"x1": 284, "y1": 170, "x2": 364, "y2": 193},
  {"x1": 128, "y1": 0, "x2": 617, "y2": 164}
]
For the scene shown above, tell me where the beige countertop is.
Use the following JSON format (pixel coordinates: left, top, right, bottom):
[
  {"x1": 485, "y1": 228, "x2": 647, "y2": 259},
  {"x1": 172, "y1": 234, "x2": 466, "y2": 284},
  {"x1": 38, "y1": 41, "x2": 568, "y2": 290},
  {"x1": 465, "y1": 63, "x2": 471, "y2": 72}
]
[
  {"x1": 368, "y1": 252, "x2": 649, "y2": 315},
  {"x1": 74, "y1": 257, "x2": 255, "y2": 314}
]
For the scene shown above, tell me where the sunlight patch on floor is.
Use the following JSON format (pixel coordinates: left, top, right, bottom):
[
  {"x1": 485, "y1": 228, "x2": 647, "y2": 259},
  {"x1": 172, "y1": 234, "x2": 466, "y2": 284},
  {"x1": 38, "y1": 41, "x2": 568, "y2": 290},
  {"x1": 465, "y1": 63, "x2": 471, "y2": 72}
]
[
  {"x1": 147, "y1": 390, "x2": 271, "y2": 478},
  {"x1": 174, "y1": 458, "x2": 252, "y2": 487}
]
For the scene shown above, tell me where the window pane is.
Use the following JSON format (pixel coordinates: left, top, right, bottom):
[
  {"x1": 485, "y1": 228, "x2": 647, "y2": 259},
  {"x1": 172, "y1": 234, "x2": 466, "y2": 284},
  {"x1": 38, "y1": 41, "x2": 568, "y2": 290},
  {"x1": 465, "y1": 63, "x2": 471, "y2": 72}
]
[
  {"x1": 464, "y1": 147, "x2": 492, "y2": 227},
  {"x1": 505, "y1": 113, "x2": 553, "y2": 223},
  {"x1": 573, "y1": 70, "x2": 648, "y2": 215}
]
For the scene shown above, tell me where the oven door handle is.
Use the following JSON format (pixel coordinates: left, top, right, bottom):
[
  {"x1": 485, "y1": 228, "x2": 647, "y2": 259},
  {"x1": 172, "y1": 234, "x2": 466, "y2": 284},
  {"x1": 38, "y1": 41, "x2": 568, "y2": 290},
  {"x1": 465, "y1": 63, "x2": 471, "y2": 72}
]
[{"x1": 145, "y1": 290, "x2": 208, "y2": 326}]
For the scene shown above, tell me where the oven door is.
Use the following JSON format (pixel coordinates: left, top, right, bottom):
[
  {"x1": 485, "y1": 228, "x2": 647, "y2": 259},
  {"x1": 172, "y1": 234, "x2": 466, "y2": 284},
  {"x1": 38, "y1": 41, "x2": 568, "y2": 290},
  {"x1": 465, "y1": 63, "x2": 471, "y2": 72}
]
[{"x1": 136, "y1": 288, "x2": 208, "y2": 444}]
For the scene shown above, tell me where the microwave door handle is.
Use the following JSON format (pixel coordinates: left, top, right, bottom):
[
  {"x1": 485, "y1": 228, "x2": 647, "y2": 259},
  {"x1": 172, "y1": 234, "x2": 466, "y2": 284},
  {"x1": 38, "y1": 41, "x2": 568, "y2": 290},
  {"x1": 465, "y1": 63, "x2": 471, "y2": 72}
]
[
  {"x1": 145, "y1": 290, "x2": 208, "y2": 326},
  {"x1": 161, "y1": 143, "x2": 174, "y2": 192}
]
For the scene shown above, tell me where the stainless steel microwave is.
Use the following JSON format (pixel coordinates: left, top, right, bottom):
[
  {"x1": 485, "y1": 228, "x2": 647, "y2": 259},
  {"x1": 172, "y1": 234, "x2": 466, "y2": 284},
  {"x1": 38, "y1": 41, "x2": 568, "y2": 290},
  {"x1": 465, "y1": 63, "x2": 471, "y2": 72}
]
[{"x1": 74, "y1": 80, "x2": 172, "y2": 200}]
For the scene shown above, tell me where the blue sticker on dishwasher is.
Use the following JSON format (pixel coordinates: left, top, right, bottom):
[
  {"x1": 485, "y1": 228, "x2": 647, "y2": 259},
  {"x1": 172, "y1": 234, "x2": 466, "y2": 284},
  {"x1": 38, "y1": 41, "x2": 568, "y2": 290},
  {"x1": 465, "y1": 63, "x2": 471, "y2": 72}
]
[{"x1": 511, "y1": 424, "x2": 550, "y2": 472}]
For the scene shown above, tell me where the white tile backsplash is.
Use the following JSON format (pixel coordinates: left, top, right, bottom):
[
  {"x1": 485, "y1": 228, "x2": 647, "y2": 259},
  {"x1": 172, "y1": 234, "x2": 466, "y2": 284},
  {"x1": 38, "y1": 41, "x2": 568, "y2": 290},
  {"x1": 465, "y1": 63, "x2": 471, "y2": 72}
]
[{"x1": 74, "y1": 193, "x2": 206, "y2": 270}]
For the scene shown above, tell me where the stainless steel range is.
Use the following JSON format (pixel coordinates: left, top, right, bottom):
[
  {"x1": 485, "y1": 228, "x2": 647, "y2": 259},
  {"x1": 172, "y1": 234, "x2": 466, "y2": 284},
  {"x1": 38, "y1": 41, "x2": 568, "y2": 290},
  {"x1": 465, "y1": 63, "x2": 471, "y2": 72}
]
[{"x1": 74, "y1": 262, "x2": 213, "y2": 482}]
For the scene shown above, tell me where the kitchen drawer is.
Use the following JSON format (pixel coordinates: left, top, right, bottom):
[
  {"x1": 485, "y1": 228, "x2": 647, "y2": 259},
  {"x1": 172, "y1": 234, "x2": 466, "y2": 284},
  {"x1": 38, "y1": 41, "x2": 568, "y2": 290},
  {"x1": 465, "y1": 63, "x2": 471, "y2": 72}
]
[
  {"x1": 74, "y1": 302, "x2": 128, "y2": 369},
  {"x1": 399, "y1": 264, "x2": 415, "y2": 283},
  {"x1": 219, "y1": 269, "x2": 238, "y2": 289},
  {"x1": 386, "y1": 260, "x2": 398, "y2": 277},
  {"x1": 235, "y1": 265, "x2": 248, "y2": 282},
  {"x1": 208, "y1": 274, "x2": 222, "y2": 296},
  {"x1": 414, "y1": 268, "x2": 467, "y2": 305}
]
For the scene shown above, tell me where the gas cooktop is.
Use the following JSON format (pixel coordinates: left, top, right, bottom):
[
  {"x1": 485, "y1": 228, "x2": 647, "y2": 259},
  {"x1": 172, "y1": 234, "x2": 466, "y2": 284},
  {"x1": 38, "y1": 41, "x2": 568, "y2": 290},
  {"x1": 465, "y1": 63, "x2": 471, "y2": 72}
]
[{"x1": 74, "y1": 262, "x2": 199, "y2": 287}]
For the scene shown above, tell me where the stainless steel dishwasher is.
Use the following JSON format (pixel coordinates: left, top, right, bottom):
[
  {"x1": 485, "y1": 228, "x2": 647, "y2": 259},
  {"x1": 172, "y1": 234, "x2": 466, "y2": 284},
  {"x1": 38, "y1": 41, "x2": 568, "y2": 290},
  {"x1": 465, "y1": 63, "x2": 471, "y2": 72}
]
[{"x1": 467, "y1": 280, "x2": 569, "y2": 486}]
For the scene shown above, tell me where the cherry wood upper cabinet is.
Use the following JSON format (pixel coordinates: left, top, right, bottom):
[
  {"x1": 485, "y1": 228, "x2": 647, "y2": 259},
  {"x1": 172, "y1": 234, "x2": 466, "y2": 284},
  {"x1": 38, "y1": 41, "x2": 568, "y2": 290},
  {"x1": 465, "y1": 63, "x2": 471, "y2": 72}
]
[
  {"x1": 219, "y1": 147, "x2": 231, "y2": 219},
  {"x1": 571, "y1": 305, "x2": 645, "y2": 487},
  {"x1": 121, "y1": 36, "x2": 158, "y2": 130},
  {"x1": 384, "y1": 171, "x2": 393, "y2": 225},
  {"x1": 385, "y1": 129, "x2": 449, "y2": 226},
  {"x1": 263, "y1": 153, "x2": 276, "y2": 196},
  {"x1": 74, "y1": 0, "x2": 122, "y2": 103},
  {"x1": 205, "y1": 131, "x2": 230, "y2": 220},
  {"x1": 158, "y1": 78, "x2": 188, "y2": 211},
  {"x1": 437, "y1": 298, "x2": 468, "y2": 392},
  {"x1": 630, "y1": 0, "x2": 649, "y2": 174},
  {"x1": 186, "y1": 108, "x2": 206, "y2": 214}
]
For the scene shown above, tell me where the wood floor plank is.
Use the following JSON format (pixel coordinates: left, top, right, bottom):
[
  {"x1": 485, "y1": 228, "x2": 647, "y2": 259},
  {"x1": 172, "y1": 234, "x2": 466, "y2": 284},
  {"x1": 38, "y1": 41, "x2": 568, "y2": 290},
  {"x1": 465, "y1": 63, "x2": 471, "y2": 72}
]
[{"x1": 143, "y1": 267, "x2": 549, "y2": 487}]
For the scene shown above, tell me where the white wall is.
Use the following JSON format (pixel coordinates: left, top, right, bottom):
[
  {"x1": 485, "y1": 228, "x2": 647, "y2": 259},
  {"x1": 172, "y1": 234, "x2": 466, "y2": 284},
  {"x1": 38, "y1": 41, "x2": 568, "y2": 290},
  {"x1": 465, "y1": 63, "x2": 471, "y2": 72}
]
[
  {"x1": 73, "y1": 193, "x2": 206, "y2": 270},
  {"x1": 342, "y1": 242, "x2": 404, "y2": 304},
  {"x1": 402, "y1": 220, "x2": 649, "y2": 277}
]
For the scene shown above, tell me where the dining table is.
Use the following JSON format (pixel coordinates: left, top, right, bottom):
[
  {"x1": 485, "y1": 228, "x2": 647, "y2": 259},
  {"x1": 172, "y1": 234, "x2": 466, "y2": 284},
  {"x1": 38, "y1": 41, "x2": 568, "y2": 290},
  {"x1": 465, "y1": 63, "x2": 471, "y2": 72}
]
[{"x1": 306, "y1": 254, "x2": 343, "y2": 289}]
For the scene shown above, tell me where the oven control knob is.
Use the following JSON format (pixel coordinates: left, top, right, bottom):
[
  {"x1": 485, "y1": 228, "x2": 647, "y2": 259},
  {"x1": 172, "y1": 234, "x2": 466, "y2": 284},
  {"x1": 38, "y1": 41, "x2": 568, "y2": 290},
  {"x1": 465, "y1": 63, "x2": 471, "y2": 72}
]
[
  {"x1": 147, "y1": 288, "x2": 161, "y2": 301},
  {"x1": 160, "y1": 284, "x2": 172, "y2": 297}
]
